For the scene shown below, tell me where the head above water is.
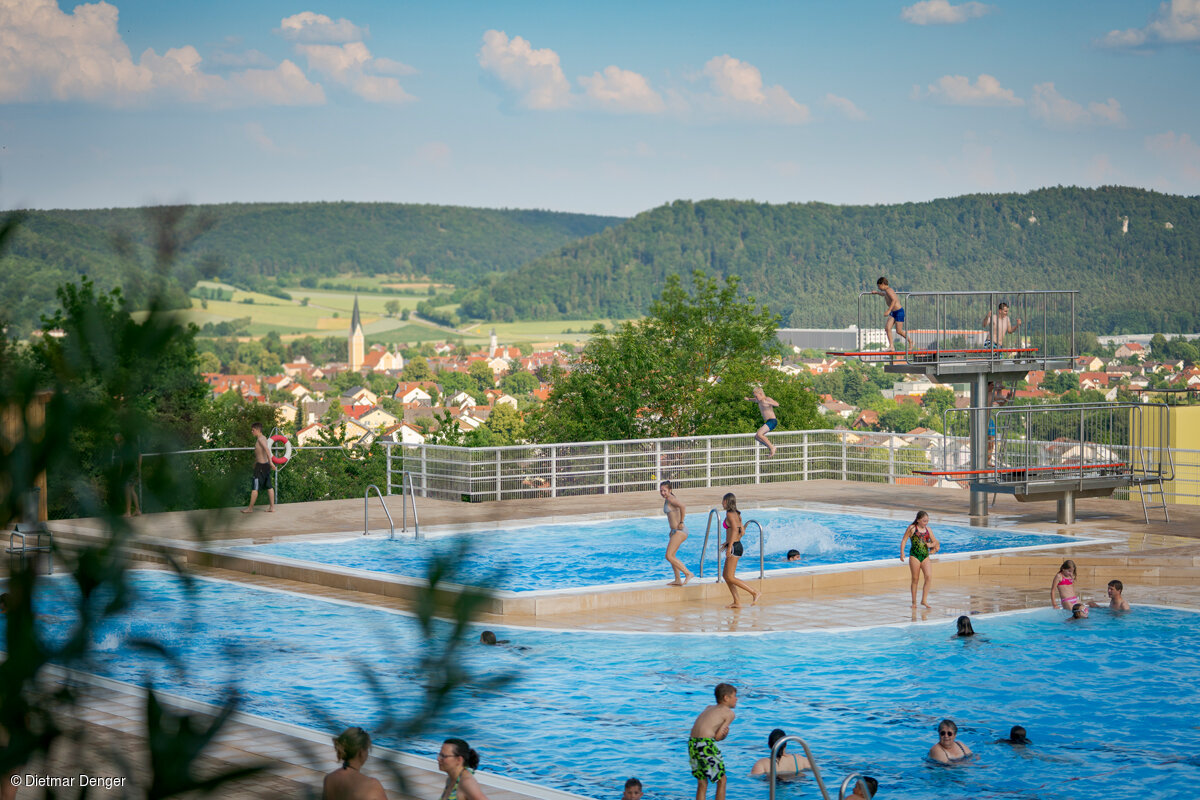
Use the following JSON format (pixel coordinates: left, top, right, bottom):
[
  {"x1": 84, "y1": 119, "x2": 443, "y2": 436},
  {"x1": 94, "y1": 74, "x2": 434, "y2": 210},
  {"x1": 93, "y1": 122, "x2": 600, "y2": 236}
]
[
  {"x1": 333, "y1": 726, "x2": 371, "y2": 767},
  {"x1": 440, "y1": 738, "x2": 481, "y2": 770},
  {"x1": 937, "y1": 719, "x2": 958, "y2": 738},
  {"x1": 1007, "y1": 725, "x2": 1029, "y2": 744},
  {"x1": 767, "y1": 728, "x2": 787, "y2": 754},
  {"x1": 956, "y1": 615, "x2": 975, "y2": 637},
  {"x1": 1108, "y1": 579, "x2": 1124, "y2": 594},
  {"x1": 786, "y1": 549, "x2": 801, "y2": 561},
  {"x1": 856, "y1": 776, "x2": 879, "y2": 798},
  {"x1": 622, "y1": 777, "x2": 643, "y2": 800},
  {"x1": 480, "y1": 631, "x2": 498, "y2": 645},
  {"x1": 1072, "y1": 603, "x2": 1089, "y2": 619},
  {"x1": 715, "y1": 683, "x2": 737, "y2": 705},
  {"x1": 722, "y1": 493, "x2": 739, "y2": 513}
]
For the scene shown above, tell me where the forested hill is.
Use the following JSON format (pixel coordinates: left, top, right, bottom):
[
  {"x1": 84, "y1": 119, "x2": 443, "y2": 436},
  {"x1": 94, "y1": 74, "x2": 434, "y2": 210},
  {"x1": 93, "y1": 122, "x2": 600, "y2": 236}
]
[
  {"x1": 457, "y1": 187, "x2": 1200, "y2": 334},
  {"x1": 0, "y1": 202, "x2": 623, "y2": 335}
]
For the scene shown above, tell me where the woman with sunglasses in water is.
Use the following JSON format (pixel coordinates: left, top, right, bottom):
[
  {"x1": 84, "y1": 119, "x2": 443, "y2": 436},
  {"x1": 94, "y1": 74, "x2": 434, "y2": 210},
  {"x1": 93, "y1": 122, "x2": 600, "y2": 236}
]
[{"x1": 928, "y1": 719, "x2": 973, "y2": 764}]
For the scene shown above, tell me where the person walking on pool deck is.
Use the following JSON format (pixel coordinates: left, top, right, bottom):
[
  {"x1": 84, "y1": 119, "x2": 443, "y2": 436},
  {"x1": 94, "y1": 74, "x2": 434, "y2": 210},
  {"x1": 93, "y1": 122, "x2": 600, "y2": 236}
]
[
  {"x1": 689, "y1": 683, "x2": 738, "y2": 800},
  {"x1": 720, "y1": 493, "x2": 761, "y2": 608},
  {"x1": 900, "y1": 510, "x2": 939, "y2": 608},
  {"x1": 871, "y1": 276, "x2": 913, "y2": 350},
  {"x1": 660, "y1": 480, "x2": 695, "y2": 586},
  {"x1": 322, "y1": 727, "x2": 386, "y2": 800},
  {"x1": 243, "y1": 422, "x2": 277, "y2": 513},
  {"x1": 745, "y1": 385, "x2": 780, "y2": 456}
]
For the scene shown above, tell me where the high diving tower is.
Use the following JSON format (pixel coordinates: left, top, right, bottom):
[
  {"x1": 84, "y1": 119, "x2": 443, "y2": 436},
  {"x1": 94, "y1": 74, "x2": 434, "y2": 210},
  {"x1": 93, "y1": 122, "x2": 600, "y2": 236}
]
[{"x1": 829, "y1": 290, "x2": 1172, "y2": 524}]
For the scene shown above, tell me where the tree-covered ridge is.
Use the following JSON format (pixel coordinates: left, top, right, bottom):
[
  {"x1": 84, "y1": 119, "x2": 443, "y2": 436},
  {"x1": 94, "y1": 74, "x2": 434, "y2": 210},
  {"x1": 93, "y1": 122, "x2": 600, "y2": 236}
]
[
  {"x1": 1, "y1": 202, "x2": 623, "y2": 335},
  {"x1": 459, "y1": 187, "x2": 1200, "y2": 334}
]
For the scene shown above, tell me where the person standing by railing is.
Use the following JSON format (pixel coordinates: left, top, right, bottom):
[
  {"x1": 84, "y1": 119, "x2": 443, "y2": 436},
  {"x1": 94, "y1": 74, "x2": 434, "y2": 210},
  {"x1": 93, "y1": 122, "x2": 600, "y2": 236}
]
[{"x1": 660, "y1": 480, "x2": 695, "y2": 586}]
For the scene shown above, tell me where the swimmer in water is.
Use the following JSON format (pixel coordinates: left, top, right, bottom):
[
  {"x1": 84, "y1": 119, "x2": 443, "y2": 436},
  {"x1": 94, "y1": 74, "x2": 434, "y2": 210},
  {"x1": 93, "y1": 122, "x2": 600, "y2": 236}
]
[{"x1": 928, "y1": 719, "x2": 973, "y2": 764}]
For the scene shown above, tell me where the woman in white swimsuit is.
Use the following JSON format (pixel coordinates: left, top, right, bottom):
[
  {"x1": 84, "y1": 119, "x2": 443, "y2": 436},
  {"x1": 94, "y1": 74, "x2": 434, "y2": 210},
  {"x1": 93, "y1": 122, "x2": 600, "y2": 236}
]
[{"x1": 660, "y1": 480, "x2": 694, "y2": 586}]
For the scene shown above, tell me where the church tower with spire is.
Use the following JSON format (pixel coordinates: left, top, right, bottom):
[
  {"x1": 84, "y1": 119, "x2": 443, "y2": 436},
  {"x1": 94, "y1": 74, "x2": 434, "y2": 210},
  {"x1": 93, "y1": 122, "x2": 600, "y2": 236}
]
[{"x1": 348, "y1": 295, "x2": 364, "y2": 371}]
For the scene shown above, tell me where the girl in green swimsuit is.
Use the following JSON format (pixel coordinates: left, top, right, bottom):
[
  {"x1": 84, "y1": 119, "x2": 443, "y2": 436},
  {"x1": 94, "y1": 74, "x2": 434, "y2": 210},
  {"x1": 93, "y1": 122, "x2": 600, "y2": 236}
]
[
  {"x1": 900, "y1": 510, "x2": 940, "y2": 609},
  {"x1": 438, "y1": 738, "x2": 489, "y2": 800}
]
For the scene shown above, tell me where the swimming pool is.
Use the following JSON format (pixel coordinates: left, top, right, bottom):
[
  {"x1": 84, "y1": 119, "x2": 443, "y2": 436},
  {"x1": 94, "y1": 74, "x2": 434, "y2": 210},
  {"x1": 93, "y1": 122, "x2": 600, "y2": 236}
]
[
  {"x1": 14, "y1": 571, "x2": 1198, "y2": 799},
  {"x1": 230, "y1": 507, "x2": 1084, "y2": 591}
]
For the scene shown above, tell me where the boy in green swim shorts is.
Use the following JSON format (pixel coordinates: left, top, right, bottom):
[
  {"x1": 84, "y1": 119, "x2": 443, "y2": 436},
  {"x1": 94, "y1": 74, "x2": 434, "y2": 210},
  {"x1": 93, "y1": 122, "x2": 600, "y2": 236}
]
[{"x1": 688, "y1": 683, "x2": 738, "y2": 800}]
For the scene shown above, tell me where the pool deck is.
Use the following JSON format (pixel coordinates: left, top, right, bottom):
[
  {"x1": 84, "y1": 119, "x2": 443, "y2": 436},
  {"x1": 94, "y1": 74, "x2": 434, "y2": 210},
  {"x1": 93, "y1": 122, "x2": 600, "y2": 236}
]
[{"x1": 15, "y1": 480, "x2": 1200, "y2": 798}]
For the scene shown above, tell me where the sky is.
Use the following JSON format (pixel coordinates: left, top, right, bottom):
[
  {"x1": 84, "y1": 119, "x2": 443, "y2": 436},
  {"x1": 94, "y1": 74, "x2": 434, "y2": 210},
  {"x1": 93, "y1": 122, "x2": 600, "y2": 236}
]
[{"x1": 1, "y1": 0, "x2": 1199, "y2": 217}]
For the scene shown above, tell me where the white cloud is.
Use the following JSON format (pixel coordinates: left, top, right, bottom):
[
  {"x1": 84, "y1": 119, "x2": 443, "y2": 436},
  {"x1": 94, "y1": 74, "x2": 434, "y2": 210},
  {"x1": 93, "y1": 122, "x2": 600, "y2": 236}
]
[
  {"x1": 824, "y1": 93, "x2": 867, "y2": 120},
  {"x1": 372, "y1": 57, "x2": 419, "y2": 77},
  {"x1": 477, "y1": 30, "x2": 572, "y2": 110},
  {"x1": 579, "y1": 65, "x2": 664, "y2": 113},
  {"x1": 901, "y1": 0, "x2": 991, "y2": 25},
  {"x1": 208, "y1": 48, "x2": 275, "y2": 70},
  {"x1": 1099, "y1": 0, "x2": 1200, "y2": 48},
  {"x1": 276, "y1": 12, "x2": 366, "y2": 44},
  {"x1": 293, "y1": 40, "x2": 415, "y2": 104},
  {"x1": 1030, "y1": 83, "x2": 1124, "y2": 127},
  {"x1": 699, "y1": 55, "x2": 810, "y2": 124},
  {"x1": 922, "y1": 74, "x2": 1023, "y2": 106},
  {"x1": 0, "y1": 0, "x2": 324, "y2": 106},
  {"x1": 1146, "y1": 131, "x2": 1200, "y2": 180}
]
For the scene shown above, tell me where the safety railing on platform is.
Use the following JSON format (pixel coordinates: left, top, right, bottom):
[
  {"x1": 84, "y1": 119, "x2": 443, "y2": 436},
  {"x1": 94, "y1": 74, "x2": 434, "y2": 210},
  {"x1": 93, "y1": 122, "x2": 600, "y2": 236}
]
[
  {"x1": 381, "y1": 429, "x2": 1199, "y2": 506},
  {"x1": 841, "y1": 290, "x2": 1077, "y2": 371}
]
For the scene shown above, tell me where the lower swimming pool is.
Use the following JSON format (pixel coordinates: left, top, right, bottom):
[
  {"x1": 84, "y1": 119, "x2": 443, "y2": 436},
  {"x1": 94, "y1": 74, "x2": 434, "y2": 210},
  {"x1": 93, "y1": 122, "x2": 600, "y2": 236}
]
[
  {"x1": 230, "y1": 507, "x2": 1082, "y2": 591},
  {"x1": 14, "y1": 571, "x2": 1198, "y2": 799}
]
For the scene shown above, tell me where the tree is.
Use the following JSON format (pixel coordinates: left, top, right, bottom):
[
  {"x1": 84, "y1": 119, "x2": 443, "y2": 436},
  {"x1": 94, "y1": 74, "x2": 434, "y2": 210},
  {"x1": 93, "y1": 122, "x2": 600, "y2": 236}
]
[
  {"x1": 500, "y1": 370, "x2": 538, "y2": 397},
  {"x1": 468, "y1": 360, "x2": 497, "y2": 397},
  {"x1": 401, "y1": 356, "x2": 433, "y2": 382},
  {"x1": 879, "y1": 405, "x2": 922, "y2": 433},
  {"x1": 385, "y1": 299, "x2": 401, "y2": 317},
  {"x1": 922, "y1": 386, "x2": 956, "y2": 419},
  {"x1": 484, "y1": 403, "x2": 526, "y2": 444},
  {"x1": 531, "y1": 271, "x2": 820, "y2": 441}
]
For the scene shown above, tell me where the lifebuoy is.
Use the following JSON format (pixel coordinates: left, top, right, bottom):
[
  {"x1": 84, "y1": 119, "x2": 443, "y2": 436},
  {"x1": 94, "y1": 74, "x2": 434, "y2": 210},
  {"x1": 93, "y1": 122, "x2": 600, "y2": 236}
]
[{"x1": 269, "y1": 434, "x2": 293, "y2": 466}]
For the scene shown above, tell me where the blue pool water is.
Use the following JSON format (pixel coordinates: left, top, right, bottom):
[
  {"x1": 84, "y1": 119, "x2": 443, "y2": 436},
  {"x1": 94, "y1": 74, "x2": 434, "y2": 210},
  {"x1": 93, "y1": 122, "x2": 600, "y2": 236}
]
[
  {"x1": 12, "y1": 572, "x2": 1199, "y2": 800},
  {"x1": 232, "y1": 507, "x2": 1079, "y2": 591}
]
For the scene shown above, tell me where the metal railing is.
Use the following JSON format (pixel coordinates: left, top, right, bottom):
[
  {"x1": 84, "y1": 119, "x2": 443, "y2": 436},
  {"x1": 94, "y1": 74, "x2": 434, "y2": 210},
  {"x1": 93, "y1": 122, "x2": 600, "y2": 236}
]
[
  {"x1": 382, "y1": 428, "x2": 1200, "y2": 507},
  {"x1": 851, "y1": 290, "x2": 1077, "y2": 370},
  {"x1": 698, "y1": 508, "x2": 723, "y2": 580},
  {"x1": 745, "y1": 519, "x2": 765, "y2": 580},
  {"x1": 769, "y1": 735, "x2": 830, "y2": 800},
  {"x1": 399, "y1": 471, "x2": 421, "y2": 540},
  {"x1": 364, "y1": 484, "x2": 394, "y2": 538}
]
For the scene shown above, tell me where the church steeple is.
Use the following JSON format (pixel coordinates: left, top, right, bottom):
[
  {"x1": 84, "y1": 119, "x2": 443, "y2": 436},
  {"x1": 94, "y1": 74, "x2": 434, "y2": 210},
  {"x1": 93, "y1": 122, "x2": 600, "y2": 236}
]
[{"x1": 349, "y1": 295, "x2": 364, "y2": 371}]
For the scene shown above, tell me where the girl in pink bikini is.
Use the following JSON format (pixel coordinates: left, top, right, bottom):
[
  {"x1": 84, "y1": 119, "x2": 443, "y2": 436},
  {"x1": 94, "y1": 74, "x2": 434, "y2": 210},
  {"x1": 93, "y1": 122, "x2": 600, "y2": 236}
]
[{"x1": 1050, "y1": 559, "x2": 1081, "y2": 610}]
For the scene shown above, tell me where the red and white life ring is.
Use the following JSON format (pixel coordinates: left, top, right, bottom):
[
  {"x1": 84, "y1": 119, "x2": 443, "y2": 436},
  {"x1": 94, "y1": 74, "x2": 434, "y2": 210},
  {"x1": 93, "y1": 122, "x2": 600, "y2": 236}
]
[{"x1": 270, "y1": 434, "x2": 293, "y2": 466}]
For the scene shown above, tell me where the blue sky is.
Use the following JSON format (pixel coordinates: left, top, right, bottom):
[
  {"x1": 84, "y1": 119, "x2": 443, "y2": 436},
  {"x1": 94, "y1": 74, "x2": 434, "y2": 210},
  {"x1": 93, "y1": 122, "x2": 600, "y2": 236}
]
[{"x1": 2, "y1": 0, "x2": 1198, "y2": 216}]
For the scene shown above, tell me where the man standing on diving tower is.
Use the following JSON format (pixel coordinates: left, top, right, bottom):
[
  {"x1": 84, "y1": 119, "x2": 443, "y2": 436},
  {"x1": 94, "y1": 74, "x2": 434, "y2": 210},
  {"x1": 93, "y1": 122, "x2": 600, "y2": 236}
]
[{"x1": 983, "y1": 302, "x2": 1022, "y2": 349}]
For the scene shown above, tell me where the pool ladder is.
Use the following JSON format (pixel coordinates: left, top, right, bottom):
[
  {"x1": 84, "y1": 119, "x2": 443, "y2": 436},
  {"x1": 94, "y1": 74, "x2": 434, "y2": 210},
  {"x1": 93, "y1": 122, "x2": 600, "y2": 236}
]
[
  {"x1": 768, "y1": 735, "x2": 873, "y2": 800},
  {"x1": 698, "y1": 509, "x2": 766, "y2": 580},
  {"x1": 383, "y1": 471, "x2": 422, "y2": 540},
  {"x1": 363, "y1": 484, "x2": 394, "y2": 539}
]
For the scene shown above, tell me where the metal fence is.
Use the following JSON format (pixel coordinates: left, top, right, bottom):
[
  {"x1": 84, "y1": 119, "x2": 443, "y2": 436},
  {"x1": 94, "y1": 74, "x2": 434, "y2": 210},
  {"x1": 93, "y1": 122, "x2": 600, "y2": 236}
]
[
  {"x1": 851, "y1": 290, "x2": 1077, "y2": 370},
  {"x1": 385, "y1": 430, "x2": 1200, "y2": 506}
]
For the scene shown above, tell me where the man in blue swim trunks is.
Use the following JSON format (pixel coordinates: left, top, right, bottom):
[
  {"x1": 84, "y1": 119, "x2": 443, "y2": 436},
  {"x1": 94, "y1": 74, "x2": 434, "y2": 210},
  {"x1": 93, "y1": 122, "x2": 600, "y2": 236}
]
[
  {"x1": 745, "y1": 386, "x2": 780, "y2": 457},
  {"x1": 873, "y1": 277, "x2": 913, "y2": 351}
]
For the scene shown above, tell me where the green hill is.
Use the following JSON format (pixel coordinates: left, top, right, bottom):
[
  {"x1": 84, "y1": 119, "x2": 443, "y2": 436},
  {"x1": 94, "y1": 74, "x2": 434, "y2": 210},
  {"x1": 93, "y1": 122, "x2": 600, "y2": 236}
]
[
  {"x1": 1, "y1": 202, "x2": 623, "y2": 335},
  {"x1": 457, "y1": 187, "x2": 1200, "y2": 334}
]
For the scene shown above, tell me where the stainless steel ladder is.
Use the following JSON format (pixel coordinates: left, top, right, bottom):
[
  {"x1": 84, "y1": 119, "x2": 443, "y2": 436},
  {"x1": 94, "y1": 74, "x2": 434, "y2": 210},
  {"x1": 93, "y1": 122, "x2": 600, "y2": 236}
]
[
  {"x1": 363, "y1": 484, "x2": 394, "y2": 539},
  {"x1": 698, "y1": 508, "x2": 723, "y2": 580},
  {"x1": 398, "y1": 471, "x2": 422, "y2": 540},
  {"x1": 768, "y1": 735, "x2": 830, "y2": 800}
]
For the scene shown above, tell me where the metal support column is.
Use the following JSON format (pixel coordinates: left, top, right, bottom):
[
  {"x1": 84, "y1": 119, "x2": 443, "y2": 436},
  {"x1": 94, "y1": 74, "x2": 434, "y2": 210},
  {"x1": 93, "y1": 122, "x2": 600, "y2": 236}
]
[
  {"x1": 969, "y1": 371, "x2": 989, "y2": 520},
  {"x1": 1057, "y1": 492, "x2": 1076, "y2": 525}
]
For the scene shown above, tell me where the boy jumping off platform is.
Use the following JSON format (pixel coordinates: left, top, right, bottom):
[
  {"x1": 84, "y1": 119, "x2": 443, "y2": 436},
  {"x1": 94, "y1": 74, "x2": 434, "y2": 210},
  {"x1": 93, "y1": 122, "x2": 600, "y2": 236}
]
[
  {"x1": 745, "y1": 386, "x2": 779, "y2": 457},
  {"x1": 688, "y1": 683, "x2": 738, "y2": 800},
  {"x1": 872, "y1": 277, "x2": 912, "y2": 350}
]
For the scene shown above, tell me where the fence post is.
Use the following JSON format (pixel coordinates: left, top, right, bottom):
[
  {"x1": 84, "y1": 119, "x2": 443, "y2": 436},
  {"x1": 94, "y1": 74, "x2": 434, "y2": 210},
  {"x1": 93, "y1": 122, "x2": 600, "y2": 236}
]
[
  {"x1": 755, "y1": 437, "x2": 761, "y2": 484},
  {"x1": 889, "y1": 435, "x2": 896, "y2": 484},
  {"x1": 496, "y1": 449, "x2": 502, "y2": 501},
  {"x1": 604, "y1": 443, "x2": 610, "y2": 495},
  {"x1": 421, "y1": 446, "x2": 427, "y2": 497},
  {"x1": 706, "y1": 437, "x2": 712, "y2": 488},
  {"x1": 386, "y1": 442, "x2": 393, "y2": 496},
  {"x1": 802, "y1": 433, "x2": 809, "y2": 481},
  {"x1": 551, "y1": 445, "x2": 558, "y2": 498},
  {"x1": 656, "y1": 440, "x2": 662, "y2": 485},
  {"x1": 842, "y1": 433, "x2": 848, "y2": 481}
]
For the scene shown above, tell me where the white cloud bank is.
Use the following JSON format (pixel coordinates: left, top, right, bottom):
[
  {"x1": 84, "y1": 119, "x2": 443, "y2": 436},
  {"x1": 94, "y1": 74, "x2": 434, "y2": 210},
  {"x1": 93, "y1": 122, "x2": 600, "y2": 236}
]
[
  {"x1": 699, "y1": 55, "x2": 810, "y2": 124},
  {"x1": 579, "y1": 66, "x2": 665, "y2": 113},
  {"x1": 477, "y1": 30, "x2": 573, "y2": 110},
  {"x1": 281, "y1": 12, "x2": 416, "y2": 104},
  {"x1": 1030, "y1": 83, "x2": 1124, "y2": 127},
  {"x1": 921, "y1": 74, "x2": 1023, "y2": 106},
  {"x1": 1099, "y1": 0, "x2": 1200, "y2": 48},
  {"x1": 901, "y1": 0, "x2": 991, "y2": 25},
  {"x1": 824, "y1": 93, "x2": 867, "y2": 120},
  {"x1": 0, "y1": 0, "x2": 323, "y2": 106}
]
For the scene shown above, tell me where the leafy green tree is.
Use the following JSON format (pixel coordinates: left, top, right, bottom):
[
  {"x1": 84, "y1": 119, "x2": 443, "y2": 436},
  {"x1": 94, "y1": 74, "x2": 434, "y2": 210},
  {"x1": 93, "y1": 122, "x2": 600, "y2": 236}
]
[
  {"x1": 426, "y1": 410, "x2": 465, "y2": 445},
  {"x1": 922, "y1": 386, "x2": 956, "y2": 419},
  {"x1": 879, "y1": 405, "x2": 922, "y2": 433},
  {"x1": 385, "y1": 299, "x2": 401, "y2": 317},
  {"x1": 468, "y1": 360, "x2": 497, "y2": 397},
  {"x1": 500, "y1": 370, "x2": 538, "y2": 397},
  {"x1": 484, "y1": 403, "x2": 526, "y2": 444},
  {"x1": 438, "y1": 371, "x2": 477, "y2": 402},
  {"x1": 532, "y1": 271, "x2": 819, "y2": 441},
  {"x1": 401, "y1": 356, "x2": 433, "y2": 381}
]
